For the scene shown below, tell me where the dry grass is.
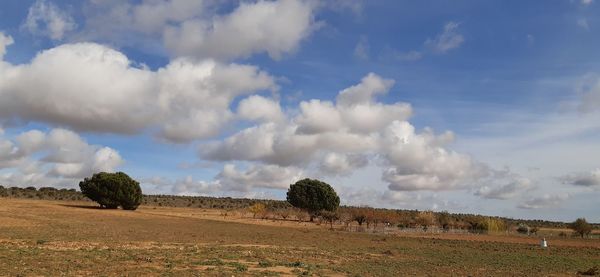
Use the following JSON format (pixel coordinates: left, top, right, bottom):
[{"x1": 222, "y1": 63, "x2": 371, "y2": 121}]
[{"x1": 1, "y1": 198, "x2": 599, "y2": 276}]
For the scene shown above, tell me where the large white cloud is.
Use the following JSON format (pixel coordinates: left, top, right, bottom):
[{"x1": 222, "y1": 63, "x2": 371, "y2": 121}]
[
  {"x1": 164, "y1": 0, "x2": 318, "y2": 60},
  {"x1": 381, "y1": 121, "x2": 486, "y2": 191},
  {"x1": 79, "y1": 0, "x2": 318, "y2": 60},
  {"x1": 200, "y1": 73, "x2": 487, "y2": 192},
  {"x1": 0, "y1": 128, "x2": 123, "y2": 187},
  {"x1": 0, "y1": 41, "x2": 275, "y2": 143}
]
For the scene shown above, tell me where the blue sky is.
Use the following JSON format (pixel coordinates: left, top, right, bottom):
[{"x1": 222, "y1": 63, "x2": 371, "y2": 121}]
[{"x1": 1, "y1": 0, "x2": 599, "y2": 222}]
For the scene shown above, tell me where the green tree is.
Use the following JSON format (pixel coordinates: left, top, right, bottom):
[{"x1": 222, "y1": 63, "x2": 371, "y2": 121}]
[
  {"x1": 570, "y1": 218, "x2": 592, "y2": 238},
  {"x1": 79, "y1": 172, "x2": 142, "y2": 210},
  {"x1": 286, "y1": 178, "x2": 340, "y2": 221}
]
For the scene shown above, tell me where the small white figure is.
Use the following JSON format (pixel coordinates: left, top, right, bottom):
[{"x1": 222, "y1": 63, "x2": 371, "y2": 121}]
[{"x1": 540, "y1": 237, "x2": 548, "y2": 248}]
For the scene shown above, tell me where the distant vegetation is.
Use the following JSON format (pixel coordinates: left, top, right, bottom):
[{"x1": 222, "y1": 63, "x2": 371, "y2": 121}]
[{"x1": 1, "y1": 184, "x2": 598, "y2": 235}]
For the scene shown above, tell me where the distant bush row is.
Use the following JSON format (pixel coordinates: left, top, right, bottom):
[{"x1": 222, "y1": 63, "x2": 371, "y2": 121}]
[{"x1": 1, "y1": 183, "x2": 597, "y2": 231}]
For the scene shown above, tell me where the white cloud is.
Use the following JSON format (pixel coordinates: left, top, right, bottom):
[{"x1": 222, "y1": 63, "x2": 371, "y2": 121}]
[
  {"x1": 23, "y1": 0, "x2": 77, "y2": 40},
  {"x1": 0, "y1": 32, "x2": 13, "y2": 59},
  {"x1": 237, "y1": 95, "x2": 284, "y2": 123},
  {"x1": 381, "y1": 121, "x2": 486, "y2": 191},
  {"x1": 425, "y1": 21, "x2": 464, "y2": 54},
  {"x1": 582, "y1": 0, "x2": 594, "y2": 6},
  {"x1": 561, "y1": 169, "x2": 600, "y2": 187},
  {"x1": 336, "y1": 73, "x2": 395, "y2": 106},
  {"x1": 164, "y1": 0, "x2": 318, "y2": 60},
  {"x1": 475, "y1": 177, "x2": 532, "y2": 200},
  {"x1": 80, "y1": 0, "x2": 318, "y2": 60},
  {"x1": 216, "y1": 163, "x2": 303, "y2": 191},
  {"x1": 319, "y1": 153, "x2": 368, "y2": 176},
  {"x1": 140, "y1": 163, "x2": 303, "y2": 195},
  {"x1": 201, "y1": 73, "x2": 488, "y2": 192},
  {"x1": 0, "y1": 42, "x2": 275, "y2": 143},
  {"x1": 0, "y1": 128, "x2": 123, "y2": 187},
  {"x1": 518, "y1": 194, "x2": 570, "y2": 209}
]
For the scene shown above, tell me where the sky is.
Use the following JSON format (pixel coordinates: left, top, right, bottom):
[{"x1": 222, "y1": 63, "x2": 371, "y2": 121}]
[{"x1": 0, "y1": 0, "x2": 599, "y2": 222}]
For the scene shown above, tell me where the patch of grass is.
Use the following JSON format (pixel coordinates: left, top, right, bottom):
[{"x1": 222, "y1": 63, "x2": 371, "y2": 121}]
[
  {"x1": 231, "y1": 262, "x2": 248, "y2": 272},
  {"x1": 258, "y1": 260, "x2": 273, "y2": 267},
  {"x1": 197, "y1": 258, "x2": 225, "y2": 266}
]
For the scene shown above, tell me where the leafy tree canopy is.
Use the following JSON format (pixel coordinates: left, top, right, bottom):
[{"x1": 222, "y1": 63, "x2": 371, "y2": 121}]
[
  {"x1": 79, "y1": 172, "x2": 142, "y2": 210},
  {"x1": 286, "y1": 178, "x2": 340, "y2": 217}
]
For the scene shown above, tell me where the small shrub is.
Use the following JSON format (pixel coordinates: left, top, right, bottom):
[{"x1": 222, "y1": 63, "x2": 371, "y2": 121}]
[
  {"x1": 258, "y1": 260, "x2": 273, "y2": 268},
  {"x1": 248, "y1": 203, "x2": 267, "y2": 219},
  {"x1": 516, "y1": 224, "x2": 529, "y2": 234}
]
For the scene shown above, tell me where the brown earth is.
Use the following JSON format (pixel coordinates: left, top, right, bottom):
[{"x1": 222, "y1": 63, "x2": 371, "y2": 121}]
[{"x1": 1, "y1": 198, "x2": 599, "y2": 276}]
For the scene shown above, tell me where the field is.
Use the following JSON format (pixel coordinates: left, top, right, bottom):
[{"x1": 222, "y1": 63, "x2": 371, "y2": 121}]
[{"x1": 1, "y1": 198, "x2": 599, "y2": 276}]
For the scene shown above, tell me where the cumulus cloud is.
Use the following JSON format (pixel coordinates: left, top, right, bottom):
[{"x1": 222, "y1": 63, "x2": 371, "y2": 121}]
[
  {"x1": 475, "y1": 177, "x2": 532, "y2": 200},
  {"x1": 81, "y1": 0, "x2": 318, "y2": 60},
  {"x1": 200, "y1": 73, "x2": 488, "y2": 192},
  {"x1": 336, "y1": 73, "x2": 395, "y2": 106},
  {"x1": 216, "y1": 163, "x2": 303, "y2": 191},
  {"x1": 165, "y1": 0, "x2": 318, "y2": 60},
  {"x1": 237, "y1": 95, "x2": 284, "y2": 123},
  {"x1": 23, "y1": 0, "x2": 77, "y2": 40},
  {"x1": 425, "y1": 21, "x2": 464, "y2": 54},
  {"x1": 561, "y1": 169, "x2": 600, "y2": 187},
  {"x1": 0, "y1": 128, "x2": 122, "y2": 187},
  {"x1": 140, "y1": 163, "x2": 302, "y2": 195},
  {"x1": 381, "y1": 121, "x2": 486, "y2": 191},
  {"x1": 0, "y1": 42, "x2": 275, "y2": 143},
  {"x1": 518, "y1": 194, "x2": 570, "y2": 209},
  {"x1": 319, "y1": 153, "x2": 368, "y2": 176}
]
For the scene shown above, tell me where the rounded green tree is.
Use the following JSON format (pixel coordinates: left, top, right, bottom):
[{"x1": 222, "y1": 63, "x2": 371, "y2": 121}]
[
  {"x1": 286, "y1": 178, "x2": 340, "y2": 221},
  {"x1": 79, "y1": 172, "x2": 142, "y2": 210}
]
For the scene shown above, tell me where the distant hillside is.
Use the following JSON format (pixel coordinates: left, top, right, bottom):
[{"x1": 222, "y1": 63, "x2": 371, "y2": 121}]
[{"x1": 1, "y1": 185, "x2": 597, "y2": 229}]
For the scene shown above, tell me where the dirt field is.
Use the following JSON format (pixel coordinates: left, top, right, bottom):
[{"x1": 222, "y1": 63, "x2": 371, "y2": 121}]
[{"x1": 1, "y1": 198, "x2": 599, "y2": 276}]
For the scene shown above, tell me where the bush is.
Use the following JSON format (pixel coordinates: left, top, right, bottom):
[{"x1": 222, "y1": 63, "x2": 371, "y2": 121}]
[
  {"x1": 516, "y1": 224, "x2": 529, "y2": 234},
  {"x1": 79, "y1": 172, "x2": 142, "y2": 210},
  {"x1": 570, "y1": 218, "x2": 592, "y2": 238},
  {"x1": 286, "y1": 178, "x2": 340, "y2": 221},
  {"x1": 248, "y1": 203, "x2": 266, "y2": 218}
]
